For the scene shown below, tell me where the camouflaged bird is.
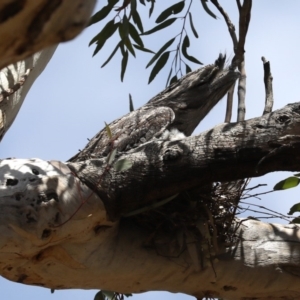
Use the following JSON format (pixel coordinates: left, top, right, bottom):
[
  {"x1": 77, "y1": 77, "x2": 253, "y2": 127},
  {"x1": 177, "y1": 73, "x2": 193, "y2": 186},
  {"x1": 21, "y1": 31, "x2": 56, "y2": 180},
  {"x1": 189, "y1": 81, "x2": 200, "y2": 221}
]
[{"x1": 69, "y1": 54, "x2": 239, "y2": 162}]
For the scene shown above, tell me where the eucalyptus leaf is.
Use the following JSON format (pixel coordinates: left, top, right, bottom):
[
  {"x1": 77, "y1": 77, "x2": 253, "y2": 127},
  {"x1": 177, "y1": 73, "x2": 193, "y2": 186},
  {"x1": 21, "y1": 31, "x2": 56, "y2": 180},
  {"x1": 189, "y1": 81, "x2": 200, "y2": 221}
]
[
  {"x1": 132, "y1": 10, "x2": 144, "y2": 33},
  {"x1": 90, "y1": 20, "x2": 118, "y2": 46},
  {"x1": 181, "y1": 35, "x2": 203, "y2": 65},
  {"x1": 114, "y1": 159, "x2": 133, "y2": 171},
  {"x1": 121, "y1": 50, "x2": 129, "y2": 81},
  {"x1": 130, "y1": 0, "x2": 137, "y2": 14},
  {"x1": 91, "y1": 21, "x2": 119, "y2": 57},
  {"x1": 290, "y1": 217, "x2": 300, "y2": 224},
  {"x1": 107, "y1": 148, "x2": 117, "y2": 165},
  {"x1": 189, "y1": 12, "x2": 199, "y2": 38},
  {"x1": 201, "y1": 0, "x2": 217, "y2": 19},
  {"x1": 148, "y1": 51, "x2": 170, "y2": 84},
  {"x1": 133, "y1": 44, "x2": 154, "y2": 54},
  {"x1": 142, "y1": 18, "x2": 176, "y2": 35},
  {"x1": 149, "y1": 0, "x2": 155, "y2": 17},
  {"x1": 88, "y1": 0, "x2": 119, "y2": 26},
  {"x1": 128, "y1": 22, "x2": 144, "y2": 47},
  {"x1": 101, "y1": 41, "x2": 121, "y2": 68},
  {"x1": 146, "y1": 37, "x2": 175, "y2": 68},
  {"x1": 156, "y1": 1, "x2": 185, "y2": 23},
  {"x1": 274, "y1": 176, "x2": 300, "y2": 191}
]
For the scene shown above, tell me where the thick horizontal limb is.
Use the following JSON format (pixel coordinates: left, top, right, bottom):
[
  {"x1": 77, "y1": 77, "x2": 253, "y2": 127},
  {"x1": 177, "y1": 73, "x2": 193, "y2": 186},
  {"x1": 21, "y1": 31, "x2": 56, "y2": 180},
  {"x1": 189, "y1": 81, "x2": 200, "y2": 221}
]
[{"x1": 69, "y1": 102, "x2": 300, "y2": 219}]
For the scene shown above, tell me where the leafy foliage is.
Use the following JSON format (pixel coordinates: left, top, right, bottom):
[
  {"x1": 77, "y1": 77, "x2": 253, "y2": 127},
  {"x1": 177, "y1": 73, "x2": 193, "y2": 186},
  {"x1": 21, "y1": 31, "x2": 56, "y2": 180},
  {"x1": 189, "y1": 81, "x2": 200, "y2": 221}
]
[
  {"x1": 88, "y1": 0, "x2": 218, "y2": 84},
  {"x1": 274, "y1": 173, "x2": 300, "y2": 223}
]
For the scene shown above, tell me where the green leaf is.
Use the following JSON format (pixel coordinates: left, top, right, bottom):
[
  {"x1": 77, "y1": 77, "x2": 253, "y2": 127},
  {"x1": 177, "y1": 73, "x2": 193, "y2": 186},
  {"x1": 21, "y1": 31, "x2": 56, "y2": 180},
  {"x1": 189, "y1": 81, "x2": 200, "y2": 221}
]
[
  {"x1": 170, "y1": 75, "x2": 178, "y2": 85},
  {"x1": 88, "y1": 0, "x2": 119, "y2": 26},
  {"x1": 181, "y1": 35, "x2": 203, "y2": 65},
  {"x1": 90, "y1": 21, "x2": 119, "y2": 56},
  {"x1": 290, "y1": 217, "x2": 300, "y2": 224},
  {"x1": 129, "y1": 93, "x2": 134, "y2": 112},
  {"x1": 107, "y1": 148, "x2": 117, "y2": 165},
  {"x1": 186, "y1": 64, "x2": 192, "y2": 74},
  {"x1": 101, "y1": 42, "x2": 121, "y2": 68},
  {"x1": 114, "y1": 158, "x2": 133, "y2": 171},
  {"x1": 148, "y1": 51, "x2": 170, "y2": 84},
  {"x1": 146, "y1": 37, "x2": 175, "y2": 68},
  {"x1": 124, "y1": 37, "x2": 135, "y2": 56},
  {"x1": 90, "y1": 20, "x2": 118, "y2": 45},
  {"x1": 273, "y1": 176, "x2": 300, "y2": 191},
  {"x1": 128, "y1": 22, "x2": 144, "y2": 47},
  {"x1": 188, "y1": 12, "x2": 198, "y2": 38},
  {"x1": 105, "y1": 122, "x2": 112, "y2": 139},
  {"x1": 142, "y1": 18, "x2": 176, "y2": 35},
  {"x1": 132, "y1": 10, "x2": 144, "y2": 33},
  {"x1": 294, "y1": 173, "x2": 300, "y2": 177},
  {"x1": 149, "y1": 0, "x2": 155, "y2": 17},
  {"x1": 119, "y1": 17, "x2": 135, "y2": 57},
  {"x1": 121, "y1": 50, "x2": 129, "y2": 81},
  {"x1": 133, "y1": 44, "x2": 154, "y2": 54},
  {"x1": 131, "y1": 0, "x2": 137, "y2": 14},
  {"x1": 156, "y1": 1, "x2": 185, "y2": 23},
  {"x1": 288, "y1": 203, "x2": 300, "y2": 215},
  {"x1": 121, "y1": 14, "x2": 129, "y2": 38},
  {"x1": 94, "y1": 291, "x2": 106, "y2": 300},
  {"x1": 201, "y1": 0, "x2": 217, "y2": 19},
  {"x1": 139, "y1": 0, "x2": 145, "y2": 5}
]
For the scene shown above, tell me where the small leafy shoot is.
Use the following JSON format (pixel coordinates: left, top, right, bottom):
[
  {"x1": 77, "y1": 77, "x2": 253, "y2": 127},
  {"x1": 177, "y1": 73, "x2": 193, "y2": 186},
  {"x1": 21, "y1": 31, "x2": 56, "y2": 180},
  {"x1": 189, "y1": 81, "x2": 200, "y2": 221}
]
[
  {"x1": 107, "y1": 148, "x2": 117, "y2": 165},
  {"x1": 105, "y1": 122, "x2": 112, "y2": 139}
]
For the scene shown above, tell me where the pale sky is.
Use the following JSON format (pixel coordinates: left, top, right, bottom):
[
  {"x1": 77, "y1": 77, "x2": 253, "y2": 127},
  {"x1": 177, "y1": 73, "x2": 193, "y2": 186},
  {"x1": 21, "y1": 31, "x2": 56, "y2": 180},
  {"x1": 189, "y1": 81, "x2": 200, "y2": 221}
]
[{"x1": 1, "y1": 1, "x2": 300, "y2": 299}]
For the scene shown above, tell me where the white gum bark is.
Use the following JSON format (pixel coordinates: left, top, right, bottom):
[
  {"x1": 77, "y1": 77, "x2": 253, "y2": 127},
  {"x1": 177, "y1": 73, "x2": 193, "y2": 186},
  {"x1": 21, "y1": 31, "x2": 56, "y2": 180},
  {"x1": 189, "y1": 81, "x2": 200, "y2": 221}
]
[
  {"x1": 0, "y1": 158, "x2": 300, "y2": 299},
  {"x1": 0, "y1": 0, "x2": 96, "y2": 69},
  {"x1": 0, "y1": 46, "x2": 57, "y2": 140}
]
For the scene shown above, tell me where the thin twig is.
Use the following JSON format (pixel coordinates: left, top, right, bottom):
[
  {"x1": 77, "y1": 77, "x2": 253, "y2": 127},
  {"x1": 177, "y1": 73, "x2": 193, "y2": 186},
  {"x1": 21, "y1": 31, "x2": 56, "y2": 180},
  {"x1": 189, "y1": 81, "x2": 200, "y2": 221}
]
[
  {"x1": 210, "y1": 0, "x2": 238, "y2": 50},
  {"x1": 261, "y1": 56, "x2": 274, "y2": 115}
]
